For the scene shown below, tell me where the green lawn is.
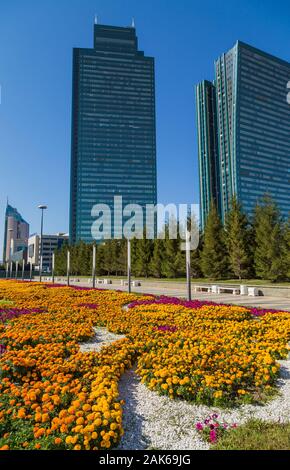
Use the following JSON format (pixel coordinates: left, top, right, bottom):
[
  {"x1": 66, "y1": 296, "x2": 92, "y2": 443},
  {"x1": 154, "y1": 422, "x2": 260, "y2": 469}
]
[
  {"x1": 0, "y1": 299, "x2": 14, "y2": 307},
  {"x1": 212, "y1": 419, "x2": 290, "y2": 450}
]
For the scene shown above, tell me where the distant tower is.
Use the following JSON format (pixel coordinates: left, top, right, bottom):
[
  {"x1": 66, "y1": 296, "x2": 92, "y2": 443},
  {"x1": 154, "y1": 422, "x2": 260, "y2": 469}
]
[{"x1": 3, "y1": 203, "x2": 29, "y2": 263}]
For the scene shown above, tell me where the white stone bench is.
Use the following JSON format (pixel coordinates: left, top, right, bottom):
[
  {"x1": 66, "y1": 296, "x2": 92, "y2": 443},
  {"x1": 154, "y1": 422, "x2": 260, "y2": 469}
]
[
  {"x1": 240, "y1": 285, "x2": 248, "y2": 295},
  {"x1": 132, "y1": 280, "x2": 141, "y2": 287},
  {"x1": 121, "y1": 279, "x2": 129, "y2": 286},
  {"x1": 103, "y1": 279, "x2": 112, "y2": 285},
  {"x1": 211, "y1": 285, "x2": 219, "y2": 294},
  {"x1": 217, "y1": 286, "x2": 240, "y2": 295},
  {"x1": 96, "y1": 279, "x2": 104, "y2": 284},
  {"x1": 194, "y1": 285, "x2": 212, "y2": 293},
  {"x1": 248, "y1": 287, "x2": 258, "y2": 297}
]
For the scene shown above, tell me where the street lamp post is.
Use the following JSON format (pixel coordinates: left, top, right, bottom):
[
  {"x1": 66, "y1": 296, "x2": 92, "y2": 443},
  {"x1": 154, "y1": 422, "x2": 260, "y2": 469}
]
[
  {"x1": 52, "y1": 252, "x2": 55, "y2": 284},
  {"x1": 185, "y1": 230, "x2": 192, "y2": 302},
  {"x1": 15, "y1": 261, "x2": 19, "y2": 280},
  {"x1": 6, "y1": 262, "x2": 9, "y2": 279},
  {"x1": 30, "y1": 262, "x2": 33, "y2": 281},
  {"x1": 8, "y1": 228, "x2": 13, "y2": 278},
  {"x1": 127, "y1": 239, "x2": 131, "y2": 294},
  {"x1": 22, "y1": 259, "x2": 25, "y2": 280},
  {"x1": 67, "y1": 250, "x2": 70, "y2": 286},
  {"x1": 38, "y1": 205, "x2": 47, "y2": 283},
  {"x1": 92, "y1": 245, "x2": 96, "y2": 288}
]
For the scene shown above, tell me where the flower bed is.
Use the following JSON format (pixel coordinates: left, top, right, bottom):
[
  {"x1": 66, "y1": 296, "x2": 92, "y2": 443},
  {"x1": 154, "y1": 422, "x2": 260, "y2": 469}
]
[{"x1": 0, "y1": 280, "x2": 290, "y2": 450}]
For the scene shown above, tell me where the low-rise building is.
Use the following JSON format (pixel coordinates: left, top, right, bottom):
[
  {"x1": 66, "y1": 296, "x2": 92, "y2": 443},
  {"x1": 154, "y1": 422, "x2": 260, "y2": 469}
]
[{"x1": 28, "y1": 233, "x2": 68, "y2": 271}]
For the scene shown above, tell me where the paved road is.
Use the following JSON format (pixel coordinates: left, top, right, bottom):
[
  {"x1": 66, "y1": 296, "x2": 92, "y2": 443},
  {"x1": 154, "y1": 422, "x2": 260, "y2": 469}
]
[{"x1": 43, "y1": 278, "x2": 290, "y2": 311}]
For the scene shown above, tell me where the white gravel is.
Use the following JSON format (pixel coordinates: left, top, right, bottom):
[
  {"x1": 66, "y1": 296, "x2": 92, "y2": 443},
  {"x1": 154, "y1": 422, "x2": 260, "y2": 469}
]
[
  {"x1": 80, "y1": 329, "x2": 290, "y2": 450},
  {"x1": 79, "y1": 327, "x2": 125, "y2": 353},
  {"x1": 118, "y1": 367, "x2": 209, "y2": 450}
]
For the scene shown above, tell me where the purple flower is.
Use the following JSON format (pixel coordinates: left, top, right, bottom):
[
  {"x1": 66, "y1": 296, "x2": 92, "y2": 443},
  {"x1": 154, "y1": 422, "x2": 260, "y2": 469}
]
[
  {"x1": 155, "y1": 325, "x2": 178, "y2": 333},
  {"x1": 126, "y1": 292, "x2": 288, "y2": 316},
  {"x1": 78, "y1": 303, "x2": 98, "y2": 309},
  {"x1": 0, "y1": 307, "x2": 44, "y2": 324}
]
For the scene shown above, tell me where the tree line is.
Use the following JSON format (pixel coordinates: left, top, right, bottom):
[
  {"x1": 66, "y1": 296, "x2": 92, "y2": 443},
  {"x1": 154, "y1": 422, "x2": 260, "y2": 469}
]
[{"x1": 54, "y1": 195, "x2": 290, "y2": 282}]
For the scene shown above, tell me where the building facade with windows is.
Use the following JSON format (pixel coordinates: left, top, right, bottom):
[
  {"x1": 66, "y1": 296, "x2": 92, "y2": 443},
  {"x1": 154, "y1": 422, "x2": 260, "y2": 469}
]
[
  {"x1": 3, "y1": 204, "x2": 29, "y2": 263},
  {"x1": 70, "y1": 23, "x2": 157, "y2": 243},
  {"x1": 196, "y1": 41, "x2": 290, "y2": 228},
  {"x1": 28, "y1": 233, "x2": 68, "y2": 271}
]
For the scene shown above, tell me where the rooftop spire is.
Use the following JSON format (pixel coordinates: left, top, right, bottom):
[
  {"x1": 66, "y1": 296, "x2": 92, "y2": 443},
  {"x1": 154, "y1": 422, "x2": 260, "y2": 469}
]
[
  {"x1": 94, "y1": 14, "x2": 98, "y2": 25},
  {"x1": 131, "y1": 17, "x2": 135, "y2": 28}
]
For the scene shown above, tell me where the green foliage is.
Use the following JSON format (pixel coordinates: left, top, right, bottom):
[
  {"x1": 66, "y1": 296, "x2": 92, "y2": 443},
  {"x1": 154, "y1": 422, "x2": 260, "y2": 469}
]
[
  {"x1": 253, "y1": 195, "x2": 286, "y2": 281},
  {"x1": 284, "y1": 218, "x2": 290, "y2": 280},
  {"x1": 225, "y1": 197, "x2": 252, "y2": 279},
  {"x1": 134, "y1": 233, "x2": 153, "y2": 277},
  {"x1": 212, "y1": 419, "x2": 290, "y2": 450},
  {"x1": 201, "y1": 202, "x2": 228, "y2": 279},
  {"x1": 149, "y1": 239, "x2": 164, "y2": 278},
  {"x1": 53, "y1": 198, "x2": 289, "y2": 281}
]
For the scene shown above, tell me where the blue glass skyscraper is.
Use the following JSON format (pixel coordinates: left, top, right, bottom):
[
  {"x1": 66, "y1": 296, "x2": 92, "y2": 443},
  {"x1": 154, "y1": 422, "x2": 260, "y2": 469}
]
[
  {"x1": 196, "y1": 41, "x2": 290, "y2": 228},
  {"x1": 70, "y1": 23, "x2": 157, "y2": 243}
]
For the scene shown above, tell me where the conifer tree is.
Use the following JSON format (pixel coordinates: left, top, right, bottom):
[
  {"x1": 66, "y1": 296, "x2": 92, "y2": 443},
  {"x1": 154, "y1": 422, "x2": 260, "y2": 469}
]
[
  {"x1": 200, "y1": 202, "x2": 228, "y2": 279},
  {"x1": 225, "y1": 197, "x2": 251, "y2": 279},
  {"x1": 54, "y1": 241, "x2": 68, "y2": 275},
  {"x1": 174, "y1": 249, "x2": 186, "y2": 277},
  {"x1": 95, "y1": 243, "x2": 105, "y2": 275},
  {"x1": 135, "y1": 231, "x2": 153, "y2": 277},
  {"x1": 115, "y1": 239, "x2": 127, "y2": 276},
  {"x1": 102, "y1": 241, "x2": 113, "y2": 275},
  {"x1": 149, "y1": 239, "x2": 164, "y2": 278},
  {"x1": 190, "y1": 238, "x2": 203, "y2": 278},
  {"x1": 254, "y1": 195, "x2": 285, "y2": 281},
  {"x1": 130, "y1": 237, "x2": 139, "y2": 276},
  {"x1": 186, "y1": 213, "x2": 202, "y2": 278}
]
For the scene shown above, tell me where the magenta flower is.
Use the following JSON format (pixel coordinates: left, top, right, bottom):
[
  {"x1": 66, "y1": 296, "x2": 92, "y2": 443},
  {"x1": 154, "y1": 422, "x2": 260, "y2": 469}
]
[
  {"x1": 196, "y1": 423, "x2": 203, "y2": 431},
  {"x1": 78, "y1": 303, "x2": 98, "y2": 309}
]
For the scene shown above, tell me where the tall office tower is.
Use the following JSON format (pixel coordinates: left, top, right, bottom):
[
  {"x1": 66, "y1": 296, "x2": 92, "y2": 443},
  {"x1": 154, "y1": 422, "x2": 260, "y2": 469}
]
[
  {"x1": 196, "y1": 80, "x2": 220, "y2": 230},
  {"x1": 196, "y1": 41, "x2": 290, "y2": 229},
  {"x1": 3, "y1": 203, "x2": 29, "y2": 263},
  {"x1": 70, "y1": 22, "x2": 157, "y2": 243}
]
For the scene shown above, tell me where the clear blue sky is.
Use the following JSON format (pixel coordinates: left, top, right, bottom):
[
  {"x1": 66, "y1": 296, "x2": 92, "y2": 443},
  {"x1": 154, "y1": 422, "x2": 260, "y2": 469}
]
[{"x1": 0, "y1": 0, "x2": 289, "y2": 256}]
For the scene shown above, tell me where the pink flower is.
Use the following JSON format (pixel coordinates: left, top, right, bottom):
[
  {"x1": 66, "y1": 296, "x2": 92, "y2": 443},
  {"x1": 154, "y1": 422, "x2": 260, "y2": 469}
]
[
  {"x1": 196, "y1": 423, "x2": 203, "y2": 431},
  {"x1": 209, "y1": 430, "x2": 217, "y2": 443}
]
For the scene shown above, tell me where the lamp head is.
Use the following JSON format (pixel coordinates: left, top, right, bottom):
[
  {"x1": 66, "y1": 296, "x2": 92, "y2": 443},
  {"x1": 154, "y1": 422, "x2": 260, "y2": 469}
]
[{"x1": 38, "y1": 205, "x2": 47, "y2": 210}]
